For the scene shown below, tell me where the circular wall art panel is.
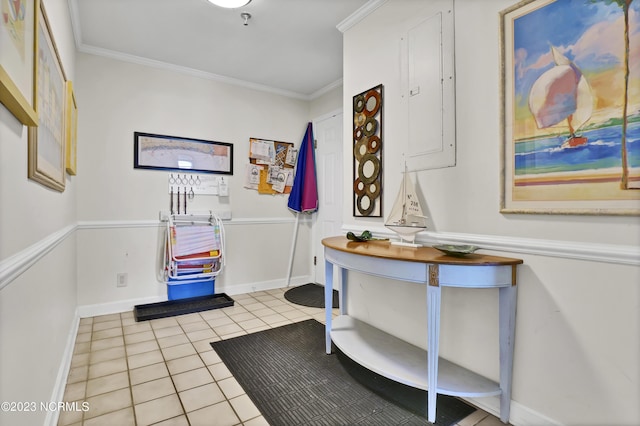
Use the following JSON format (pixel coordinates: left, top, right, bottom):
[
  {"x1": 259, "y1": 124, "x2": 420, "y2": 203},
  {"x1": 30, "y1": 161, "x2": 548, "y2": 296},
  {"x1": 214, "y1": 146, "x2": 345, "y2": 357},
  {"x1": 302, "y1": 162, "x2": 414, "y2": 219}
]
[{"x1": 352, "y1": 84, "x2": 383, "y2": 217}]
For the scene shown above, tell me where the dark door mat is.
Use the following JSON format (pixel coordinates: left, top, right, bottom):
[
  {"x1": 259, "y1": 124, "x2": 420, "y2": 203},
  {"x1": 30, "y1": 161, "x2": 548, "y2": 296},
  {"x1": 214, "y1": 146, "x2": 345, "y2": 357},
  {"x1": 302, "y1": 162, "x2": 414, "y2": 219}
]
[
  {"x1": 284, "y1": 283, "x2": 339, "y2": 308},
  {"x1": 133, "y1": 293, "x2": 234, "y2": 321},
  {"x1": 211, "y1": 319, "x2": 475, "y2": 425}
]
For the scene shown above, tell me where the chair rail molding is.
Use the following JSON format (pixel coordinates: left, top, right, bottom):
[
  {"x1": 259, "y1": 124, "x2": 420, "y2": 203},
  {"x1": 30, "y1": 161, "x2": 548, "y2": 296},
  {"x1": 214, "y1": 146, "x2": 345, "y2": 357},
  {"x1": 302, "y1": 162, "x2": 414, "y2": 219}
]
[
  {"x1": 0, "y1": 217, "x2": 313, "y2": 291},
  {"x1": 77, "y1": 216, "x2": 308, "y2": 230},
  {"x1": 1, "y1": 220, "x2": 637, "y2": 292},
  {"x1": 343, "y1": 225, "x2": 640, "y2": 267},
  {"x1": 0, "y1": 224, "x2": 77, "y2": 291}
]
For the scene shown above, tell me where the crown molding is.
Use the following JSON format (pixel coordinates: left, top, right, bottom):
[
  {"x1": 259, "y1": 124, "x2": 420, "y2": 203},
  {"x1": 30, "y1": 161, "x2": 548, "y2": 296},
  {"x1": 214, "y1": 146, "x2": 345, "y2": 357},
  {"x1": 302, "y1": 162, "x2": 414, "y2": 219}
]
[
  {"x1": 67, "y1": 0, "x2": 83, "y2": 50},
  {"x1": 337, "y1": 0, "x2": 388, "y2": 33},
  {"x1": 77, "y1": 44, "x2": 312, "y2": 100},
  {"x1": 67, "y1": 0, "x2": 358, "y2": 100},
  {"x1": 309, "y1": 79, "x2": 343, "y2": 100}
]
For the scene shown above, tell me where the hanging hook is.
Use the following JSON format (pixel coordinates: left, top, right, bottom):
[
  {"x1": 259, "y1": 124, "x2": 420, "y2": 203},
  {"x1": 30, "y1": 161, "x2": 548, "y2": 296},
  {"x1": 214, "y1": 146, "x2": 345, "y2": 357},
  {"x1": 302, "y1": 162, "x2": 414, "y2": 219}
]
[
  {"x1": 183, "y1": 187, "x2": 188, "y2": 214},
  {"x1": 176, "y1": 187, "x2": 181, "y2": 214},
  {"x1": 170, "y1": 186, "x2": 174, "y2": 215}
]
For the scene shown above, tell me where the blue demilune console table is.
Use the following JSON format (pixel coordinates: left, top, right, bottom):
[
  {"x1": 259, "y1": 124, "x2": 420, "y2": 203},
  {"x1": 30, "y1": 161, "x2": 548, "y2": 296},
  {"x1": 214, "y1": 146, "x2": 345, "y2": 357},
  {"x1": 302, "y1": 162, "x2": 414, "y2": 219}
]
[{"x1": 322, "y1": 236, "x2": 523, "y2": 423}]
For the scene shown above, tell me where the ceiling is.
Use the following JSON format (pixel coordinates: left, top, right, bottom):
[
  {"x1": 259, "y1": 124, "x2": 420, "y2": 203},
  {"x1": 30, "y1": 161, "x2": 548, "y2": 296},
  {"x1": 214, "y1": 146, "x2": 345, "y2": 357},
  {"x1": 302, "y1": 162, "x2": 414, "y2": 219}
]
[{"x1": 68, "y1": 0, "x2": 377, "y2": 100}]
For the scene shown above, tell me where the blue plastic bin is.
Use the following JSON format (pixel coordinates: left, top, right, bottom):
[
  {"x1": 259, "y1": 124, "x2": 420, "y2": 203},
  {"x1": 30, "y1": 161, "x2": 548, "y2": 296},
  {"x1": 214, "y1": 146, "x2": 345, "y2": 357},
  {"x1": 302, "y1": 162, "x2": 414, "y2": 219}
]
[{"x1": 167, "y1": 277, "x2": 215, "y2": 300}]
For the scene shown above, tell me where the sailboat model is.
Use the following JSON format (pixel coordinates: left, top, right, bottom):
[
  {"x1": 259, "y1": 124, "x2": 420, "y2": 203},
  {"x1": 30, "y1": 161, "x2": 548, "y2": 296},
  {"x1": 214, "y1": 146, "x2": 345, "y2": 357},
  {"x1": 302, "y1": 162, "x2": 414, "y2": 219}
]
[
  {"x1": 385, "y1": 166, "x2": 427, "y2": 247},
  {"x1": 528, "y1": 46, "x2": 593, "y2": 149}
]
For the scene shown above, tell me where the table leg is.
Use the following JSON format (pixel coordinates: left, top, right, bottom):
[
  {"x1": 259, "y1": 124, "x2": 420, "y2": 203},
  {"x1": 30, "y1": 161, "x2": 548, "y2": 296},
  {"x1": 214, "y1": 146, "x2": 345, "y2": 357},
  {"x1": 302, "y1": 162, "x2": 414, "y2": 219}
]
[
  {"x1": 324, "y1": 260, "x2": 334, "y2": 354},
  {"x1": 498, "y1": 285, "x2": 517, "y2": 423},
  {"x1": 427, "y1": 284, "x2": 441, "y2": 423},
  {"x1": 339, "y1": 267, "x2": 347, "y2": 316}
]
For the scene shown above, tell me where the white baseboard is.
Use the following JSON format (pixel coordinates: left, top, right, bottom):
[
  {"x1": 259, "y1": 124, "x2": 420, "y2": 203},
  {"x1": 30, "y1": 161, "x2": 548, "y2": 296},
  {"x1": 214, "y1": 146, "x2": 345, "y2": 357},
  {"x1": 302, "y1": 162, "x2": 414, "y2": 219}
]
[
  {"x1": 218, "y1": 275, "x2": 313, "y2": 296},
  {"x1": 464, "y1": 395, "x2": 563, "y2": 426},
  {"x1": 77, "y1": 295, "x2": 166, "y2": 318},
  {"x1": 44, "y1": 311, "x2": 80, "y2": 426},
  {"x1": 76, "y1": 275, "x2": 314, "y2": 318}
]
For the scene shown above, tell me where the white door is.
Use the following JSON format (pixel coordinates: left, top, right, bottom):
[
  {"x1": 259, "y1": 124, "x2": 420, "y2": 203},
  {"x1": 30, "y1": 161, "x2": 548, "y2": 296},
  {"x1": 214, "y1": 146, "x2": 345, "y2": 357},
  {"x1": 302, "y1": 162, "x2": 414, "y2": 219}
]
[{"x1": 313, "y1": 110, "x2": 343, "y2": 285}]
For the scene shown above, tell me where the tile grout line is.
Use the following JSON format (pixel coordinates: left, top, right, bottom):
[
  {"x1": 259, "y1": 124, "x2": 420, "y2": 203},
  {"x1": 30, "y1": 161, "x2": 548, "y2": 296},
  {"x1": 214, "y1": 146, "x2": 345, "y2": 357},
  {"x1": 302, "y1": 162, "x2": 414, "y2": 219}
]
[
  {"x1": 206, "y1": 302, "x2": 258, "y2": 426},
  {"x1": 120, "y1": 311, "x2": 138, "y2": 426},
  {"x1": 61, "y1": 289, "x2": 495, "y2": 425},
  {"x1": 151, "y1": 312, "x2": 194, "y2": 425}
]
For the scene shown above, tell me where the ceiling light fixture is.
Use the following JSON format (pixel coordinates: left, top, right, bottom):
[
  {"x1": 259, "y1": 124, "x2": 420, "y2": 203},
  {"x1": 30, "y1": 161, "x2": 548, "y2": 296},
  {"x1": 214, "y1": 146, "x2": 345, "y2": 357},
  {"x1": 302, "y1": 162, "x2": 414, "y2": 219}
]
[{"x1": 206, "y1": 0, "x2": 251, "y2": 8}]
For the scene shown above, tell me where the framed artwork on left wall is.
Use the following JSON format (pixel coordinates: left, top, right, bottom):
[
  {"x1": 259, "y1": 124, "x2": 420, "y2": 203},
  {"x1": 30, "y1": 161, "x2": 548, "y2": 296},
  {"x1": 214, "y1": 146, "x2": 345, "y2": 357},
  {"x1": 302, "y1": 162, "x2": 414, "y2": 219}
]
[
  {"x1": 0, "y1": 0, "x2": 37, "y2": 126},
  {"x1": 65, "y1": 81, "x2": 78, "y2": 175},
  {"x1": 27, "y1": 0, "x2": 66, "y2": 192}
]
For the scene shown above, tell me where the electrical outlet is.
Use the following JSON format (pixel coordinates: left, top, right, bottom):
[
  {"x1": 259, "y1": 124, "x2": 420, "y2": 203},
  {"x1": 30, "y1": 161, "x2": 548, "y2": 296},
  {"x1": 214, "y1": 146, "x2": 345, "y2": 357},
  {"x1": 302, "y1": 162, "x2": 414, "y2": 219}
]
[{"x1": 117, "y1": 273, "x2": 128, "y2": 287}]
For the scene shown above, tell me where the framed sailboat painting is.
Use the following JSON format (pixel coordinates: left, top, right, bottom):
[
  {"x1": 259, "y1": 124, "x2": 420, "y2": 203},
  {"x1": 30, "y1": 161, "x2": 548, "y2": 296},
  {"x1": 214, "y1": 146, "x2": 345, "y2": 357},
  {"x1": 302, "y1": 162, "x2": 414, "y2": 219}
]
[{"x1": 500, "y1": 0, "x2": 640, "y2": 215}]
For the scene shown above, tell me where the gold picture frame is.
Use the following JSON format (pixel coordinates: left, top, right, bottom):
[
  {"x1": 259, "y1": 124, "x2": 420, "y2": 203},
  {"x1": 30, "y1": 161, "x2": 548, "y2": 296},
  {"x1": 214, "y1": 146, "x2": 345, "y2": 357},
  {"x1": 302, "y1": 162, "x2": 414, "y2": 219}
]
[
  {"x1": 28, "y1": 0, "x2": 66, "y2": 192},
  {"x1": 500, "y1": 0, "x2": 639, "y2": 215},
  {"x1": 0, "y1": 0, "x2": 37, "y2": 126},
  {"x1": 65, "y1": 81, "x2": 78, "y2": 175}
]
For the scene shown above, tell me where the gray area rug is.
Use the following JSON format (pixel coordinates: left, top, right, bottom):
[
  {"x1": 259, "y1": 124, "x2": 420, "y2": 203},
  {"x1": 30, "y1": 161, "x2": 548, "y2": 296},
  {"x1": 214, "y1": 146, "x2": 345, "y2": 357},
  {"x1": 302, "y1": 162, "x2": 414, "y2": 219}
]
[
  {"x1": 284, "y1": 283, "x2": 339, "y2": 308},
  {"x1": 210, "y1": 319, "x2": 475, "y2": 425}
]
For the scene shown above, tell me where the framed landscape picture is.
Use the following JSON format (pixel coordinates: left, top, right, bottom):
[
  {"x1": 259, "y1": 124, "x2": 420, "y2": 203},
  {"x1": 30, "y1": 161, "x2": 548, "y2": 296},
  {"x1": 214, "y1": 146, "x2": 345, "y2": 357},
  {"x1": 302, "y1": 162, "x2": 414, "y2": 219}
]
[
  {"x1": 134, "y1": 132, "x2": 233, "y2": 175},
  {"x1": 500, "y1": 0, "x2": 640, "y2": 215}
]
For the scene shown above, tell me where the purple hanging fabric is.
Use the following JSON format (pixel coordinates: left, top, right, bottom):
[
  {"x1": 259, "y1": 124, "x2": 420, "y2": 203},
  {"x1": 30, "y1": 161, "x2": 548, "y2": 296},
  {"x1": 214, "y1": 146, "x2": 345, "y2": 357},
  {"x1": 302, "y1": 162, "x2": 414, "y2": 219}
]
[{"x1": 288, "y1": 122, "x2": 318, "y2": 213}]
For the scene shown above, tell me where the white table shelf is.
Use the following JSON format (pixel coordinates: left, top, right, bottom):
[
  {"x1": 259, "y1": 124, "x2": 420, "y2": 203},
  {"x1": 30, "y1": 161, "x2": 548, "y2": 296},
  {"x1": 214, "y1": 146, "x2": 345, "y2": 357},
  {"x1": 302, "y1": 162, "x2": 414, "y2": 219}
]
[
  {"x1": 322, "y1": 236, "x2": 523, "y2": 423},
  {"x1": 331, "y1": 315, "x2": 501, "y2": 398}
]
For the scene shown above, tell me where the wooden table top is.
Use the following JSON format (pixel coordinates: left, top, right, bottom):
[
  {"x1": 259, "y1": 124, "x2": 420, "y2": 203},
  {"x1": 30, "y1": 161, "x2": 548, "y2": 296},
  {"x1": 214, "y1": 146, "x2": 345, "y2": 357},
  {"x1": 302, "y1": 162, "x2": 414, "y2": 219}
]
[{"x1": 322, "y1": 236, "x2": 523, "y2": 266}]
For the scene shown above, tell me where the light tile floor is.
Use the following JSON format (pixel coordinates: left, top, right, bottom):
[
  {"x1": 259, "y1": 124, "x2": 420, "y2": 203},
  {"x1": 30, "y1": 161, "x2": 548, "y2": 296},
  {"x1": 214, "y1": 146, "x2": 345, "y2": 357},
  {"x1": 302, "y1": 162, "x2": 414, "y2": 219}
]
[{"x1": 58, "y1": 288, "x2": 507, "y2": 426}]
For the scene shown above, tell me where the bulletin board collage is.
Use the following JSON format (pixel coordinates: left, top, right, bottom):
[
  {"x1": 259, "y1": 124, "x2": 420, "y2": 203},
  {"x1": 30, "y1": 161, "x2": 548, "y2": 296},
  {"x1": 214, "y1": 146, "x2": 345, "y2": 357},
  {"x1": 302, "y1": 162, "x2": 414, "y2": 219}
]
[{"x1": 245, "y1": 138, "x2": 298, "y2": 195}]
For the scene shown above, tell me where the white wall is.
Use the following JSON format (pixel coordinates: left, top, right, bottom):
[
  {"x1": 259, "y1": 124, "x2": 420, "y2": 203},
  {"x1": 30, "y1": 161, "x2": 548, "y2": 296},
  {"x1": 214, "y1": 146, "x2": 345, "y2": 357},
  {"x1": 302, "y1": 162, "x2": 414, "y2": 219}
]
[
  {"x1": 0, "y1": 0, "x2": 78, "y2": 425},
  {"x1": 1, "y1": 4, "x2": 339, "y2": 424},
  {"x1": 75, "y1": 54, "x2": 314, "y2": 221},
  {"x1": 310, "y1": 85, "x2": 343, "y2": 119},
  {"x1": 73, "y1": 53, "x2": 324, "y2": 309},
  {"x1": 2, "y1": 0, "x2": 637, "y2": 425},
  {"x1": 342, "y1": 1, "x2": 639, "y2": 425}
]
